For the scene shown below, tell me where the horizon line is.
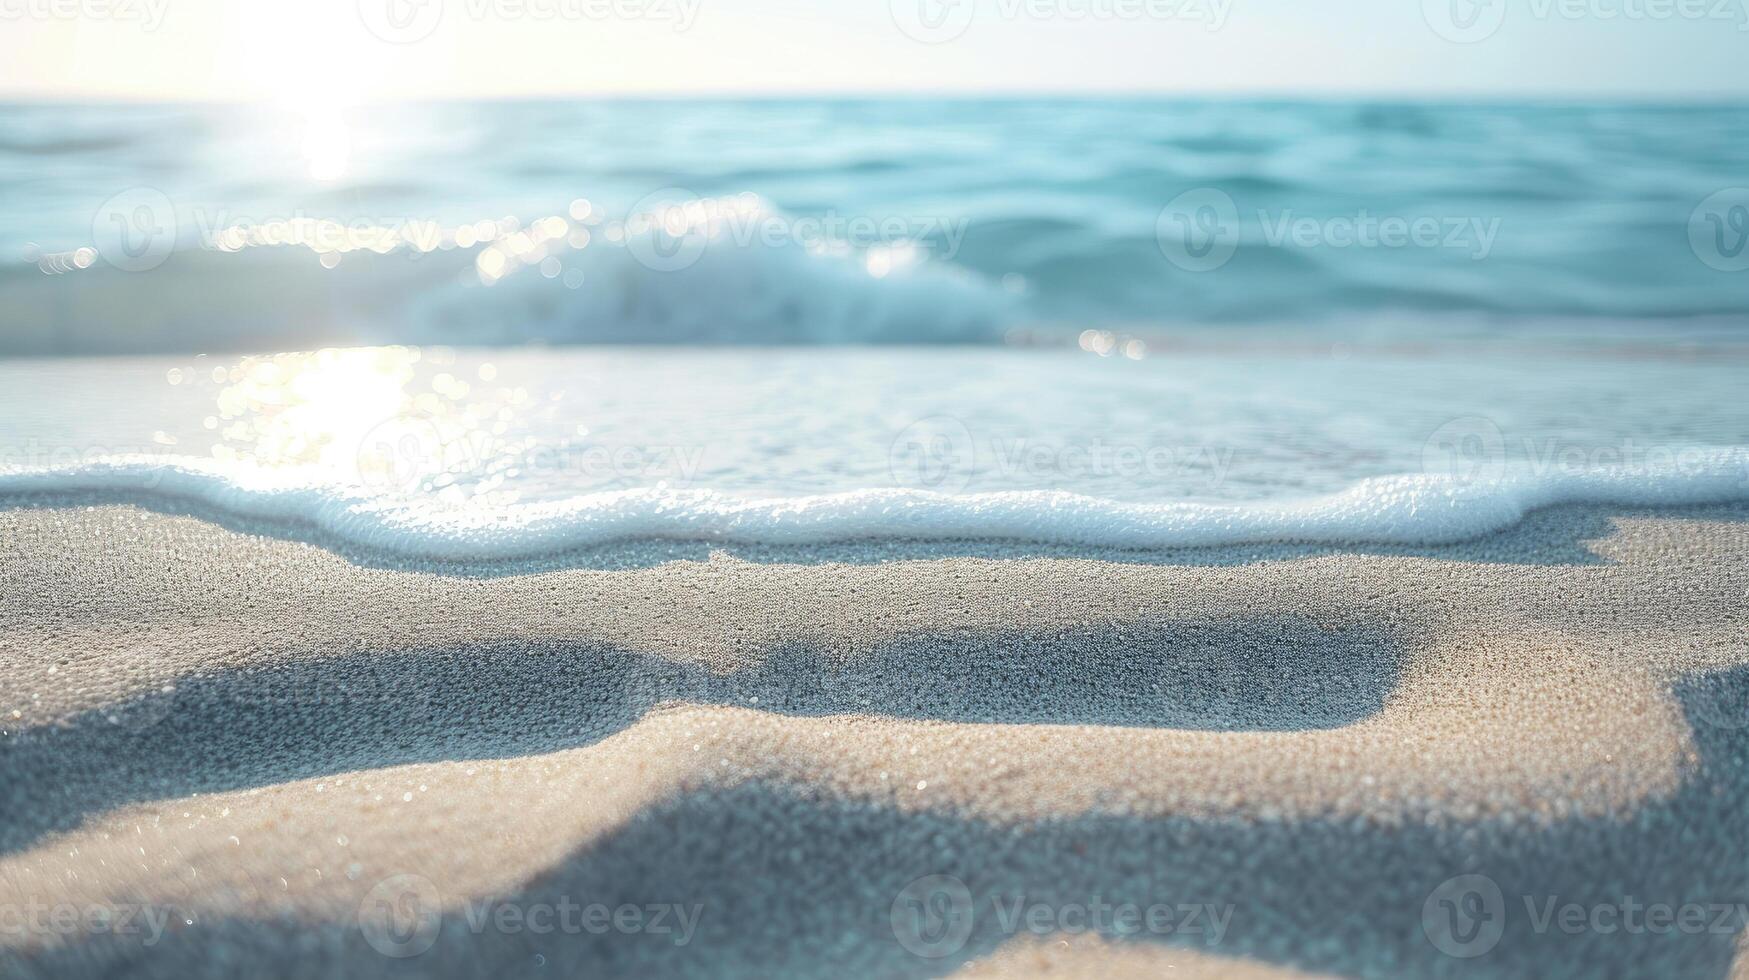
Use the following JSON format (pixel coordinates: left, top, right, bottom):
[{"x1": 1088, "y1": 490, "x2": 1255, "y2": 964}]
[{"x1": 2, "y1": 88, "x2": 1747, "y2": 107}]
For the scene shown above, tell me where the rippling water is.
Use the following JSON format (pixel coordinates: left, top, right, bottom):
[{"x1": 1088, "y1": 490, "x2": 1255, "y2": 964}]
[
  {"x1": 3, "y1": 99, "x2": 1747, "y2": 551},
  {"x1": 6, "y1": 99, "x2": 1749, "y2": 354}
]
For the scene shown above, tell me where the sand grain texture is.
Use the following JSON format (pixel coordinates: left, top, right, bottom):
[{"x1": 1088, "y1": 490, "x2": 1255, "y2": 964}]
[{"x1": 2, "y1": 501, "x2": 1747, "y2": 978}]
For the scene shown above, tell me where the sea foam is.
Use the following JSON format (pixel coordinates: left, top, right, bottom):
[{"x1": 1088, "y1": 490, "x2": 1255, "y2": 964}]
[{"x1": 2, "y1": 450, "x2": 1745, "y2": 561}]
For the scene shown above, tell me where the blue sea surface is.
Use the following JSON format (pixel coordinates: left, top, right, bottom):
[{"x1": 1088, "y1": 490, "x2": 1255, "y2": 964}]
[
  {"x1": 1, "y1": 99, "x2": 1747, "y2": 551},
  {"x1": 3, "y1": 99, "x2": 1748, "y2": 353}
]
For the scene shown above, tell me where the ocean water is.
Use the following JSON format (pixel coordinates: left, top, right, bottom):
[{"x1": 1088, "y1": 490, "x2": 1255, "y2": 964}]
[
  {"x1": 2, "y1": 99, "x2": 1747, "y2": 554},
  {"x1": 7, "y1": 99, "x2": 1749, "y2": 351}
]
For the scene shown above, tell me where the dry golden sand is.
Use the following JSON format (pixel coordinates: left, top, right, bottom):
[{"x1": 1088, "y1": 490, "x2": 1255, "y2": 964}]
[{"x1": 1, "y1": 501, "x2": 1747, "y2": 978}]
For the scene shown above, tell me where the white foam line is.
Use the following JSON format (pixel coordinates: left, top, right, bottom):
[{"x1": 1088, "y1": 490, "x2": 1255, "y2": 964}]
[{"x1": 2, "y1": 451, "x2": 1747, "y2": 561}]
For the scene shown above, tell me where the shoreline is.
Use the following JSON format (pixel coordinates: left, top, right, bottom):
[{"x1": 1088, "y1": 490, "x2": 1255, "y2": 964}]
[{"x1": 2, "y1": 486, "x2": 1748, "y2": 573}]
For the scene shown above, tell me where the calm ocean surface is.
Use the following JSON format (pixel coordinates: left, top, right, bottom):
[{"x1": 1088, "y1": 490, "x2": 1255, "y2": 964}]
[
  {"x1": 1, "y1": 99, "x2": 1746, "y2": 553},
  {"x1": 5, "y1": 99, "x2": 1749, "y2": 350}
]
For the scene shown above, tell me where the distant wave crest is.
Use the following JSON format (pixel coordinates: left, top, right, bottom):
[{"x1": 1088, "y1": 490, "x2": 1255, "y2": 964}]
[{"x1": 2, "y1": 194, "x2": 1016, "y2": 355}]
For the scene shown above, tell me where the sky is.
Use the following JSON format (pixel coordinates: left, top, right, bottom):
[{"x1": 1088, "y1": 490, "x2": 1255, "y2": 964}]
[{"x1": 0, "y1": 0, "x2": 1746, "y2": 101}]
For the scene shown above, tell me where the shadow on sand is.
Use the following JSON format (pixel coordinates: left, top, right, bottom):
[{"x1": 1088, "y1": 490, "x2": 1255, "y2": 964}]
[
  {"x1": 8, "y1": 665, "x2": 1749, "y2": 979},
  {"x1": 1, "y1": 613, "x2": 1407, "y2": 857}
]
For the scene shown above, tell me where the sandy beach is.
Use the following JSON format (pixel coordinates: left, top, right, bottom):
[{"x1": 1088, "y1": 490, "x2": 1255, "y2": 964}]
[{"x1": 2, "y1": 500, "x2": 1747, "y2": 978}]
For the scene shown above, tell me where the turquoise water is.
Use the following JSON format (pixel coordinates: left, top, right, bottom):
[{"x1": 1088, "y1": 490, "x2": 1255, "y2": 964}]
[
  {"x1": 5, "y1": 99, "x2": 1748, "y2": 353},
  {"x1": 2, "y1": 99, "x2": 1747, "y2": 551}
]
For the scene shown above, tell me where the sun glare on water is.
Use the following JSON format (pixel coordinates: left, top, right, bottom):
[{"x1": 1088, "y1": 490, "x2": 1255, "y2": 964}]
[
  {"x1": 298, "y1": 110, "x2": 353, "y2": 183},
  {"x1": 204, "y1": 349, "x2": 414, "y2": 474},
  {"x1": 171, "y1": 348, "x2": 541, "y2": 505}
]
